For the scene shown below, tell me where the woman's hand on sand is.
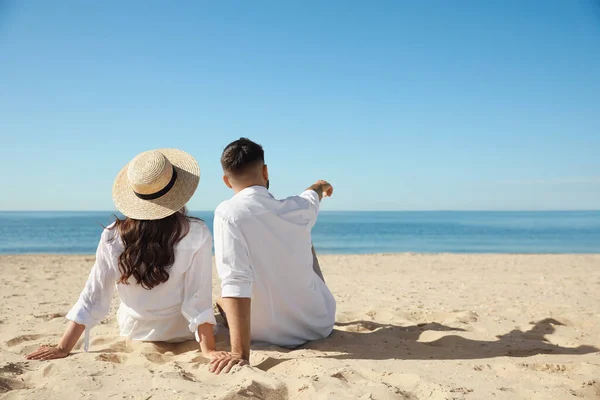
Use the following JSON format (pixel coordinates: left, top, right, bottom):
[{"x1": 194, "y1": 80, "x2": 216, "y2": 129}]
[
  {"x1": 25, "y1": 345, "x2": 69, "y2": 361},
  {"x1": 208, "y1": 353, "x2": 248, "y2": 375}
]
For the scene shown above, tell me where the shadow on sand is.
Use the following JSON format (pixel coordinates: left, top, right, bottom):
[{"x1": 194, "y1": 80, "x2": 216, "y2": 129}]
[
  {"x1": 85, "y1": 317, "x2": 598, "y2": 371},
  {"x1": 295, "y1": 318, "x2": 598, "y2": 361}
]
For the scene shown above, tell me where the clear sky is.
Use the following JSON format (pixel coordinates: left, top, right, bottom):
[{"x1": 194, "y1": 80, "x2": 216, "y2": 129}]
[{"x1": 1, "y1": 1, "x2": 599, "y2": 211}]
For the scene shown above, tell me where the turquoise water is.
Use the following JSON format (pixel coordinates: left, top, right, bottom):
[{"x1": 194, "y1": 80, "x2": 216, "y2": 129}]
[{"x1": 0, "y1": 211, "x2": 599, "y2": 254}]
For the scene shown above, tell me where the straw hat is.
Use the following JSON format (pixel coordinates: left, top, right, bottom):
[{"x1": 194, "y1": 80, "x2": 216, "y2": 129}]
[{"x1": 112, "y1": 149, "x2": 200, "y2": 220}]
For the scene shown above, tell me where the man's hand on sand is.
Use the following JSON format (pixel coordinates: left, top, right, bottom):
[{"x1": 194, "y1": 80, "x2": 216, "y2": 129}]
[
  {"x1": 208, "y1": 353, "x2": 248, "y2": 374},
  {"x1": 203, "y1": 350, "x2": 231, "y2": 360}
]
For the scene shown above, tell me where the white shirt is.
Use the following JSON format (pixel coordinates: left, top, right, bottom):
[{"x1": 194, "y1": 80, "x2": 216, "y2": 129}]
[
  {"x1": 213, "y1": 186, "x2": 336, "y2": 347},
  {"x1": 66, "y1": 220, "x2": 216, "y2": 350}
]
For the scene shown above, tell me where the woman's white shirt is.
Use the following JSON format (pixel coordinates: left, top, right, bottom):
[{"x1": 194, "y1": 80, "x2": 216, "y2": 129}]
[{"x1": 65, "y1": 219, "x2": 216, "y2": 350}]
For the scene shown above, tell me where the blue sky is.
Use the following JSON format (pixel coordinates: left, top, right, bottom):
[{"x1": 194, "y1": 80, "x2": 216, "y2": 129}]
[{"x1": 1, "y1": 1, "x2": 599, "y2": 211}]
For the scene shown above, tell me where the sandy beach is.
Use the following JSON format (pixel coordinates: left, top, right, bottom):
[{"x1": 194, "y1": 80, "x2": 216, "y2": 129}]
[{"x1": 1, "y1": 254, "x2": 599, "y2": 400}]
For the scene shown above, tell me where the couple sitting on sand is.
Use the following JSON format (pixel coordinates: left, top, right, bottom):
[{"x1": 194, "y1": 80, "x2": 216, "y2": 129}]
[{"x1": 25, "y1": 138, "x2": 336, "y2": 374}]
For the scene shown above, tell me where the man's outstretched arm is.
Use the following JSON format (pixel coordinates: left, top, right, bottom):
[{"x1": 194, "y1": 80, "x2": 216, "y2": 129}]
[{"x1": 304, "y1": 180, "x2": 332, "y2": 282}]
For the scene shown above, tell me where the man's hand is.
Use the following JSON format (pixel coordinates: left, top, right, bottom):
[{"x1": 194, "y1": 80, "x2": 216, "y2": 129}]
[
  {"x1": 307, "y1": 180, "x2": 334, "y2": 200},
  {"x1": 219, "y1": 297, "x2": 251, "y2": 361},
  {"x1": 26, "y1": 345, "x2": 69, "y2": 361},
  {"x1": 319, "y1": 180, "x2": 334, "y2": 198},
  {"x1": 208, "y1": 353, "x2": 248, "y2": 374},
  {"x1": 203, "y1": 350, "x2": 230, "y2": 360}
]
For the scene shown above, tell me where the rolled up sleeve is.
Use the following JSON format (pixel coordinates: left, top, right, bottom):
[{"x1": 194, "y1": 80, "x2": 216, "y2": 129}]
[
  {"x1": 66, "y1": 238, "x2": 116, "y2": 349},
  {"x1": 181, "y1": 226, "x2": 217, "y2": 336},
  {"x1": 214, "y1": 214, "x2": 253, "y2": 299}
]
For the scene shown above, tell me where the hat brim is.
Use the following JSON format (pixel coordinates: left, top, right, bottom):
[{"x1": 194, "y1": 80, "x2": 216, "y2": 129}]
[{"x1": 112, "y1": 149, "x2": 200, "y2": 220}]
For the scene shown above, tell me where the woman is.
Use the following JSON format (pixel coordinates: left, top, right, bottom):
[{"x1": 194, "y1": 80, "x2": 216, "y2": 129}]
[{"x1": 26, "y1": 149, "x2": 223, "y2": 361}]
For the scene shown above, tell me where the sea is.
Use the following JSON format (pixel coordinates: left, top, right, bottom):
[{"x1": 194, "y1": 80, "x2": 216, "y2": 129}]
[{"x1": 0, "y1": 211, "x2": 599, "y2": 255}]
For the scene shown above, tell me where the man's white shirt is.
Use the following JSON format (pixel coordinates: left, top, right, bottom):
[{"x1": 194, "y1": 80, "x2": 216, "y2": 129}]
[{"x1": 213, "y1": 186, "x2": 336, "y2": 347}]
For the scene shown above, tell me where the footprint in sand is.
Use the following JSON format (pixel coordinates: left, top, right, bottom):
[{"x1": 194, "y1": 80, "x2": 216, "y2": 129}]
[
  {"x1": 90, "y1": 337, "x2": 113, "y2": 346},
  {"x1": 157, "y1": 362, "x2": 197, "y2": 382},
  {"x1": 142, "y1": 353, "x2": 169, "y2": 365},
  {"x1": 5, "y1": 334, "x2": 44, "y2": 347},
  {"x1": 177, "y1": 368, "x2": 196, "y2": 382},
  {"x1": 95, "y1": 354, "x2": 125, "y2": 364},
  {"x1": 33, "y1": 312, "x2": 64, "y2": 321},
  {"x1": 41, "y1": 363, "x2": 58, "y2": 378},
  {"x1": 228, "y1": 378, "x2": 287, "y2": 399},
  {"x1": 336, "y1": 321, "x2": 380, "y2": 333},
  {"x1": 0, "y1": 377, "x2": 28, "y2": 394},
  {"x1": 313, "y1": 372, "x2": 418, "y2": 400},
  {"x1": 520, "y1": 362, "x2": 574, "y2": 373},
  {"x1": 0, "y1": 362, "x2": 30, "y2": 394},
  {"x1": 254, "y1": 357, "x2": 290, "y2": 372},
  {"x1": 330, "y1": 367, "x2": 364, "y2": 384},
  {"x1": 571, "y1": 380, "x2": 600, "y2": 398},
  {"x1": 95, "y1": 340, "x2": 132, "y2": 354},
  {"x1": 449, "y1": 310, "x2": 479, "y2": 324},
  {"x1": 189, "y1": 355, "x2": 209, "y2": 364},
  {"x1": 0, "y1": 362, "x2": 28, "y2": 376}
]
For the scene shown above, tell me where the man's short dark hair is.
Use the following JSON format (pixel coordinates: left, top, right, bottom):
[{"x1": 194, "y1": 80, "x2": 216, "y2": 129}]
[{"x1": 221, "y1": 138, "x2": 265, "y2": 176}]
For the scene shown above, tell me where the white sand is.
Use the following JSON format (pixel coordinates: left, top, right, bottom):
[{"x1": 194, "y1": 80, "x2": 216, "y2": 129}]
[{"x1": 1, "y1": 254, "x2": 599, "y2": 399}]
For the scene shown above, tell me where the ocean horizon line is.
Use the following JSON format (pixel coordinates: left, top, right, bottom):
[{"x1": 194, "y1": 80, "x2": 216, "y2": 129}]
[
  {"x1": 2, "y1": 251, "x2": 599, "y2": 257},
  {"x1": 2, "y1": 211, "x2": 599, "y2": 254},
  {"x1": 1, "y1": 209, "x2": 599, "y2": 213}
]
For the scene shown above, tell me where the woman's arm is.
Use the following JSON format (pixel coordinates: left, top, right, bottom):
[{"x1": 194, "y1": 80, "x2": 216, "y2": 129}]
[
  {"x1": 181, "y1": 224, "x2": 218, "y2": 358},
  {"x1": 197, "y1": 323, "x2": 217, "y2": 357},
  {"x1": 26, "y1": 321, "x2": 85, "y2": 360},
  {"x1": 26, "y1": 235, "x2": 116, "y2": 360}
]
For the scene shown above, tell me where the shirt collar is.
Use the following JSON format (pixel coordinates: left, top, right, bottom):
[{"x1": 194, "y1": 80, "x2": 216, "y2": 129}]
[{"x1": 236, "y1": 185, "x2": 274, "y2": 199}]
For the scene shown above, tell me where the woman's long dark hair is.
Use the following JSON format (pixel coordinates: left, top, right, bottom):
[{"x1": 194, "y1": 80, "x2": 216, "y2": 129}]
[{"x1": 111, "y1": 208, "x2": 195, "y2": 290}]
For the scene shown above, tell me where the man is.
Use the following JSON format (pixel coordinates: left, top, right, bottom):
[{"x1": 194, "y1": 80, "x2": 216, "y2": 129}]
[{"x1": 209, "y1": 138, "x2": 336, "y2": 374}]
